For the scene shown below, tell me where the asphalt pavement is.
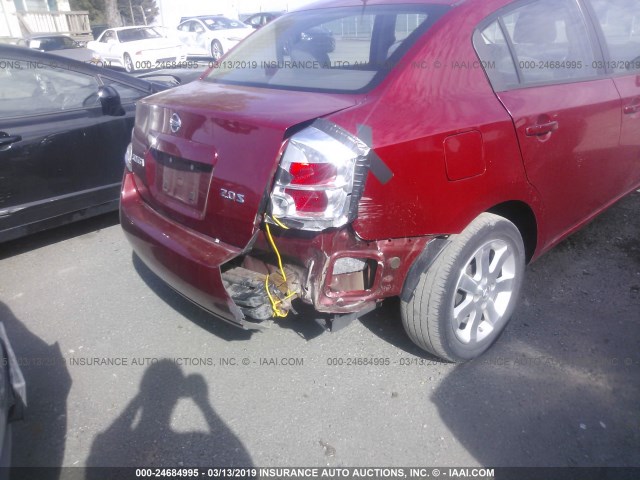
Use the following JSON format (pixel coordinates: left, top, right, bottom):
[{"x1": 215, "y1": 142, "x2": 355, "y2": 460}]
[{"x1": 0, "y1": 192, "x2": 638, "y2": 469}]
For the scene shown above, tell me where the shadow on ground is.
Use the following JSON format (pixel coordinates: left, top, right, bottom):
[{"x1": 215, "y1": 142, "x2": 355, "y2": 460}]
[
  {"x1": 0, "y1": 212, "x2": 120, "y2": 260},
  {"x1": 85, "y1": 359, "x2": 253, "y2": 471},
  {"x1": 0, "y1": 301, "x2": 71, "y2": 478}
]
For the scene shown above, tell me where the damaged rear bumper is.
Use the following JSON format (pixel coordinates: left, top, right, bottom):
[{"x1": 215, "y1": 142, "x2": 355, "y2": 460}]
[
  {"x1": 121, "y1": 172, "x2": 433, "y2": 328},
  {"x1": 120, "y1": 173, "x2": 264, "y2": 330}
]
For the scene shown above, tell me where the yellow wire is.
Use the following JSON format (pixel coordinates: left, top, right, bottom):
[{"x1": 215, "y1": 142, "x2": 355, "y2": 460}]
[
  {"x1": 265, "y1": 221, "x2": 288, "y2": 283},
  {"x1": 264, "y1": 218, "x2": 296, "y2": 318},
  {"x1": 272, "y1": 216, "x2": 289, "y2": 230},
  {"x1": 265, "y1": 274, "x2": 287, "y2": 318}
]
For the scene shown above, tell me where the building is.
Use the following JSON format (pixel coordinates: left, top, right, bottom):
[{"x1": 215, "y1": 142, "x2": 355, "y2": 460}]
[{"x1": 1, "y1": 0, "x2": 91, "y2": 39}]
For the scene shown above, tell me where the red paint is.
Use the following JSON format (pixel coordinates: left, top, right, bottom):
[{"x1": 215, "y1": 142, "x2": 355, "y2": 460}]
[
  {"x1": 444, "y1": 131, "x2": 485, "y2": 181},
  {"x1": 121, "y1": 0, "x2": 640, "y2": 326}
]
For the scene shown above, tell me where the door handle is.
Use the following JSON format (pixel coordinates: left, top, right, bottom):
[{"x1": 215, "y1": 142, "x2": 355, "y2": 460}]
[
  {"x1": 525, "y1": 121, "x2": 559, "y2": 137},
  {"x1": 0, "y1": 134, "x2": 22, "y2": 147},
  {"x1": 623, "y1": 104, "x2": 640, "y2": 115}
]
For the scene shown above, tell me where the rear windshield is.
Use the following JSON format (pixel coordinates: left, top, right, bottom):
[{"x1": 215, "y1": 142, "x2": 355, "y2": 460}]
[{"x1": 203, "y1": 4, "x2": 448, "y2": 93}]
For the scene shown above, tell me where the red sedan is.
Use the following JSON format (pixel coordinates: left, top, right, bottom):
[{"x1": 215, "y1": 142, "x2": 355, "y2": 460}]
[{"x1": 120, "y1": 0, "x2": 640, "y2": 361}]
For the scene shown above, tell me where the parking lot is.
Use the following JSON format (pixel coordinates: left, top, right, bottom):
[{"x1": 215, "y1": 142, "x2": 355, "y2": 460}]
[{"x1": 0, "y1": 190, "x2": 637, "y2": 469}]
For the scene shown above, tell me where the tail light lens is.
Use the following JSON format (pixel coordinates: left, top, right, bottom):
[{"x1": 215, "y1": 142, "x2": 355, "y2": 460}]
[{"x1": 269, "y1": 120, "x2": 370, "y2": 231}]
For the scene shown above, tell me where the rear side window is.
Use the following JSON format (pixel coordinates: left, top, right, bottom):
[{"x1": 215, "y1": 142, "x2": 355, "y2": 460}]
[
  {"x1": 473, "y1": 21, "x2": 519, "y2": 91},
  {"x1": 475, "y1": 0, "x2": 598, "y2": 89},
  {"x1": 587, "y1": 0, "x2": 640, "y2": 72},
  {"x1": 203, "y1": 5, "x2": 448, "y2": 93}
]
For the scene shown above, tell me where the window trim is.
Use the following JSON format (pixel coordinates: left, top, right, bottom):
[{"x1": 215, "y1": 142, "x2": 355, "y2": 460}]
[{"x1": 473, "y1": 0, "x2": 607, "y2": 92}]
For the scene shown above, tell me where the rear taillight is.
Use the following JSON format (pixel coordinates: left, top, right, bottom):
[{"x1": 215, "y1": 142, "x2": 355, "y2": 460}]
[{"x1": 269, "y1": 120, "x2": 370, "y2": 231}]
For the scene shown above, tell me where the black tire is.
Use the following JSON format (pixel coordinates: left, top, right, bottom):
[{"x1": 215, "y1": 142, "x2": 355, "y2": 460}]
[
  {"x1": 401, "y1": 212, "x2": 526, "y2": 362},
  {"x1": 123, "y1": 53, "x2": 134, "y2": 73},
  {"x1": 211, "y1": 40, "x2": 223, "y2": 60}
]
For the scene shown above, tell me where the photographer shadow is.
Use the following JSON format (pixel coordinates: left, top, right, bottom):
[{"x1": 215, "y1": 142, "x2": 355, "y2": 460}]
[{"x1": 85, "y1": 359, "x2": 252, "y2": 473}]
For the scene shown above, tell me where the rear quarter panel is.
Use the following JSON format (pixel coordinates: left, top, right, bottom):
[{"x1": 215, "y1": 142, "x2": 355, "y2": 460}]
[{"x1": 328, "y1": 0, "x2": 543, "y2": 245}]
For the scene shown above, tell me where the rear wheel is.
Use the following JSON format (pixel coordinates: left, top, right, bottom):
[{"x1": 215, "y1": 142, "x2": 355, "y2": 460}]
[
  {"x1": 211, "y1": 40, "x2": 223, "y2": 60},
  {"x1": 401, "y1": 213, "x2": 526, "y2": 362},
  {"x1": 123, "y1": 53, "x2": 134, "y2": 73}
]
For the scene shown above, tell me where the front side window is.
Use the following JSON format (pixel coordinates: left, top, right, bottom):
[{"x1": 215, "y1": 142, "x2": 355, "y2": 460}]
[
  {"x1": 101, "y1": 31, "x2": 116, "y2": 43},
  {"x1": 100, "y1": 77, "x2": 147, "y2": 103},
  {"x1": 203, "y1": 5, "x2": 448, "y2": 93},
  {"x1": 587, "y1": 0, "x2": 640, "y2": 72},
  {"x1": 0, "y1": 60, "x2": 99, "y2": 118}
]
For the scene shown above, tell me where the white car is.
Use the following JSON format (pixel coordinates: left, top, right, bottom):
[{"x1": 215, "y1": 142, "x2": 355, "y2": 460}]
[
  {"x1": 88, "y1": 27, "x2": 187, "y2": 72},
  {"x1": 176, "y1": 16, "x2": 254, "y2": 60}
]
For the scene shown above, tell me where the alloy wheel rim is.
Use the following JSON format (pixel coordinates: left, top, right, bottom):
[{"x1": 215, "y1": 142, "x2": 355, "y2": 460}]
[
  {"x1": 212, "y1": 43, "x2": 222, "y2": 60},
  {"x1": 452, "y1": 239, "x2": 516, "y2": 345}
]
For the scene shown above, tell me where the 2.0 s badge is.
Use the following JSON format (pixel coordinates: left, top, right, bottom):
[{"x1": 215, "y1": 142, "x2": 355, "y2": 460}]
[{"x1": 220, "y1": 188, "x2": 245, "y2": 204}]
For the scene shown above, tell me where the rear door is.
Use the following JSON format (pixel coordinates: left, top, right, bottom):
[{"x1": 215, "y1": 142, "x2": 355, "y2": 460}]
[
  {"x1": 476, "y1": 0, "x2": 623, "y2": 246},
  {"x1": 192, "y1": 21, "x2": 210, "y2": 55},
  {"x1": 586, "y1": 0, "x2": 640, "y2": 193}
]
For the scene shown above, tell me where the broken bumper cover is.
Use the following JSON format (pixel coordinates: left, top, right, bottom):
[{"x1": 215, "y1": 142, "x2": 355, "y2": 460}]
[{"x1": 120, "y1": 173, "x2": 264, "y2": 330}]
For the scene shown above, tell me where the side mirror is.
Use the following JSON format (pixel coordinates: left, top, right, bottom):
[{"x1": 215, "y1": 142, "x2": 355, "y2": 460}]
[{"x1": 98, "y1": 85, "x2": 125, "y2": 116}]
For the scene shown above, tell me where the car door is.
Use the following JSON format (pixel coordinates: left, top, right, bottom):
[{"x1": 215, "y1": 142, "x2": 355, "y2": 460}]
[
  {"x1": 0, "y1": 57, "x2": 145, "y2": 241},
  {"x1": 91, "y1": 30, "x2": 109, "y2": 58},
  {"x1": 100, "y1": 30, "x2": 121, "y2": 63},
  {"x1": 586, "y1": 0, "x2": 640, "y2": 193},
  {"x1": 192, "y1": 20, "x2": 209, "y2": 55},
  {"x1": 177, "y1": 22, "x2": 195, "y2": 53},
  {"x1": 475, "y1": 0, "x2": 623, "y2": 248}
]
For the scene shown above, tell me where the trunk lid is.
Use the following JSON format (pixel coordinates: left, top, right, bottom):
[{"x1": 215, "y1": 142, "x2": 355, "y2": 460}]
[{"x1": 131, "y1": 80, "x2": 359, "y2": 248}]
